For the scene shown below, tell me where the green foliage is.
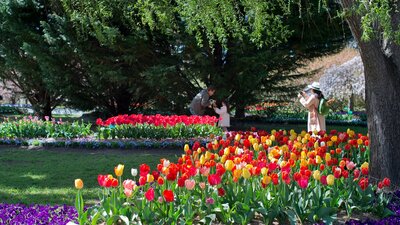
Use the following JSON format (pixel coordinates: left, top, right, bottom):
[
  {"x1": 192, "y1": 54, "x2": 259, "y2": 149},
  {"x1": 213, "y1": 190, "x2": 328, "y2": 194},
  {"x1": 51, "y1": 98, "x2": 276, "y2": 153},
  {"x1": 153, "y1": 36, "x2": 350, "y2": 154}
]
[
  {"x1": 1, "y1": 0, "x2": 349, "y2": 118},
  {"x1": 0, "y1": 106, "x2": 23, "y2": 115},
  {"x1": 0, "y1": 117, "x2": 92, "y2": 139}
]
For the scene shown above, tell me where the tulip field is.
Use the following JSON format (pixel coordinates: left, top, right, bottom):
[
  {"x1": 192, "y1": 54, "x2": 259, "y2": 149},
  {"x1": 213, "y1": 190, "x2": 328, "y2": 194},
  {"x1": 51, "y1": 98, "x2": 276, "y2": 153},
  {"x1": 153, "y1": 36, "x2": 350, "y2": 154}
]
[
  {"x1": 0, "y1": 115, "x2": 399, "y2": 224},
  {"x1": 72, "y1": 129, "x2": 398, "y2": 224}
]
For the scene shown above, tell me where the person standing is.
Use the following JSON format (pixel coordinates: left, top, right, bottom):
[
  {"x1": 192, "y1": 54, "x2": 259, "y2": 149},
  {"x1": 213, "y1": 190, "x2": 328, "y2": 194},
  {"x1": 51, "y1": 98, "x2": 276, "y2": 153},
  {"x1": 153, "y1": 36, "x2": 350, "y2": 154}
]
[
  {"x1": 298, "y1": 82, "x2": 326, "y2": 132},
  {"x1": 213, "y1": 100, "x2": 230, "y2": 131},
  {"x1": 189, "y1": 86, "x2": 216, "y2": 115}
]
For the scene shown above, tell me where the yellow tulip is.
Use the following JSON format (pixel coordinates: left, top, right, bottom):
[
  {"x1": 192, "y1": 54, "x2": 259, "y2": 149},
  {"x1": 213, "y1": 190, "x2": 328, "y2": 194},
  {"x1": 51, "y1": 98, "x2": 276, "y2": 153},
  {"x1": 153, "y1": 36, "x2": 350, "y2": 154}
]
[
  {"x1": 225, "y1": 160, "x2": 235, "y2": 171},
  {"x1": 200, "y1": 155, "x2": 205, "y2": 165},
  {"x1": 266, "y1": 139, "x2": 272, "y2": 146},
  {"x1": 147, "y1": 174, "x2": 154, "y2": 183},
  {"x1": 331, "y1": 136, "x2": 338, "y2": 142},
  {"x1": 327, "y1": 141, "x2": 333, "y2": 147},
  {"x1": 75, "y1": 179, "x2": 83, "y2": 189},
  {"x1": 114, "y1": 164, "x2": 124, "y2": 177},
  {"x1": 313, "y1": 170, "x2": 321, "y2": 181},
  {"x1": 325, "y1": 153, "x2": 331, "y2": 162},
  {"x1": 220, "y1": 155, "x2": 227, "y2": 164},
  {"x1": 357, "y1": 139, "x2": 363, "y2": 145},
  {"x1": 290, "y1": 129, "x2": 295, "y2": 135},
  {"x1": 361, "y1": 162, "x2": 369, "y2": 169},
  {"x1": 233, "y1": 169, "x2": 242, "y2": 179},
  {"x1": 242, "y1": 168, "x2": 251, "y2": 179},
  {"x1": 314, "y1": 141, "x2": 319, "y2": 149},
  {"x1": 316, "y1": 155, "x2": 322, "y2": 164},
  {"x1": 245, "y1": 164, "x2": 254, "y2": 170},
  {"x1": 235, "y1": 134, "x2": 241, "y2": 141},
  {"x1": 327, "y1": 174, "x2": 335, "y2": 186},
  {"x1": 347, "y1": 128, "x2": 353, "y2": 136},
  {"x1": 261, "y1": 136, "x2": 267, "y2": 143},
  {"x1": 290, "y1": 152, "x2": 297, "y2": 161},
  {"x1": 290, "y1": 135, "x2": 296, "y2": 141},
  {"x1": 184, "y1": 144, "x2": 189, "y2": 152},
  {"x1": 224, "y1": 147, "x2": 230, "y2": 155},
  {"x1": 300, "y1": 159, "x2": 308, "y2": 167},
  {"x1": 301, "y1": 151, "x2": 307, "y2": 159},
  {"x1": 271, "y1": 129, "x2": 276, "y2": 135},
  {"x1": 214, "y1": 153, "x2": 219, "y2": 160},
  {"x1": 197, "y1": 148, "x2": 202, "y2": 154},
  {"x1": 262, "y1": 175, "x2": 271, "y2": 185},
  {"x1": 253, "y1": 143, "x2": 259, "y2": 151},
  {"x1": 261, "y1": 168, "x2": 268, "y2": 175},
  {"x1": 205, "y1": 151, "x2": 211, "y2": 160},
  {"x1": 270, "y1": 135, "x2": 276, "y2": 142}
]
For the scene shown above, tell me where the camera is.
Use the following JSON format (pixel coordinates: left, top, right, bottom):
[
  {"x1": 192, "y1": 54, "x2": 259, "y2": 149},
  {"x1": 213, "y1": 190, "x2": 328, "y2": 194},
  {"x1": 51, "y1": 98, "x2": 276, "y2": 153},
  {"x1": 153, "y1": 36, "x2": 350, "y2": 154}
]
[{"x1": 300, "y1": 88, "x2": 312, "y2": 96}]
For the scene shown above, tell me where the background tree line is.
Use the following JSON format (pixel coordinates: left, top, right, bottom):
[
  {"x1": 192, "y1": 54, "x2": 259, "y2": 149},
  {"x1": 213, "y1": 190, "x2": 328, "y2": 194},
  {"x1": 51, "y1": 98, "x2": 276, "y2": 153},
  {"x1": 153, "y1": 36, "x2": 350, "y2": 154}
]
[{"x1": 0, "y1": 0, "x2": 348, "y2": 119}]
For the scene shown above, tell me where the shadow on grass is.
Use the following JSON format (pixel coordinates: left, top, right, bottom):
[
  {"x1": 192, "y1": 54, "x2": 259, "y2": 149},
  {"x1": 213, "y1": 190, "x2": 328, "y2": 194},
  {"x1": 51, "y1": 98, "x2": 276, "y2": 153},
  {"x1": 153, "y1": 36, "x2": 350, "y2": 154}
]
[{"x1": 0, "y1": 147, "x2": 180, "y2": 205}]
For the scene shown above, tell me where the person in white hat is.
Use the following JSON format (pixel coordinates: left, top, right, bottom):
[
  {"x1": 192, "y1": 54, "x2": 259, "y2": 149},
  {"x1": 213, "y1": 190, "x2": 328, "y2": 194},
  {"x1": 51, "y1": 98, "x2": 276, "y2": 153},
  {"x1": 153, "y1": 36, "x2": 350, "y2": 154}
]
[{"x1": 298, "y1": 82, "x2": 326, "y2": 132}]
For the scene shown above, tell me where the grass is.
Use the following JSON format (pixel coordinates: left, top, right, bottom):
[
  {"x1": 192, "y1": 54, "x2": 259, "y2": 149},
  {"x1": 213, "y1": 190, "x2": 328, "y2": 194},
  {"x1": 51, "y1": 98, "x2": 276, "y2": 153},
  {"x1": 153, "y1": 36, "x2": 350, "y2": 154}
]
[{"x1": 0, "y1": 147, "x2": 180, "y2": 206}]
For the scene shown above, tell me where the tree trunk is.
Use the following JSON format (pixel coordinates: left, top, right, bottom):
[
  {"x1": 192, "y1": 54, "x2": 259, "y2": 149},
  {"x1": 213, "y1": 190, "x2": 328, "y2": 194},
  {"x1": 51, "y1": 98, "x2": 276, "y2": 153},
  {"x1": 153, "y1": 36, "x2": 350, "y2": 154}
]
[
  {"x1": 235, "y1": 105, "x2": 246, "y2": 118},
  {"x1": 349, "y1": 93, "x2": 354, "y2": 112},
  {"x1": 27, "y1": 91, "x2": 53, "y2": 120},
  {"x1": 341, "y1": 0, "x2": 400, "y2": 185}
]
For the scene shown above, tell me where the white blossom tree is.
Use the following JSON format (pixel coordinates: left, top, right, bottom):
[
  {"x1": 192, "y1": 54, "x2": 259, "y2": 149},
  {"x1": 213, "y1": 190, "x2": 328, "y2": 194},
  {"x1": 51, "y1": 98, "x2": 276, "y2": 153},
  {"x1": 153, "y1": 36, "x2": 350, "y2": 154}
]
[{"x1": 319, "y1": 56, "x2": 365, "y2": 111}]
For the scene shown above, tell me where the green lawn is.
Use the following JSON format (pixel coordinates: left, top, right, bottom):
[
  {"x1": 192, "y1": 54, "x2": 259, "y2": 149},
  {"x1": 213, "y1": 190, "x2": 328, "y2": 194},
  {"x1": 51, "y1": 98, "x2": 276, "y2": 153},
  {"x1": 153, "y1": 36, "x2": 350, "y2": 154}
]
[{"x1": 0, "y1": 147, "x2": 180, "y2": 205}]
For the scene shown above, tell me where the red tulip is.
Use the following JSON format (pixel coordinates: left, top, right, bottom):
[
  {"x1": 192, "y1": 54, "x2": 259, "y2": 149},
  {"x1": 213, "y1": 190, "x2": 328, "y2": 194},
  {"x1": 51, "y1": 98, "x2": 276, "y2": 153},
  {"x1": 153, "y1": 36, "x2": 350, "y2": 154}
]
[
  {"x1": 145, "y1": 188, "x2": 155, "y2": 201},
  {"x1": 139, "y1": 164, "x2": 151, "y2": 177},
  {"x1": 163, "y1": 190, "x2": 174, "y2": 202},
  {"x1": 359, "y1": 178, "x2": 368, "y2": 190},
  {"x1": 383, "y1": 178, "x2": 391, "y2": 187},
  {"x1": 208, "y1": 174, "x2": 221, "y2": 186},
  {"x1": 218, "y1": 187, "x2": 225, "y2": 196}
]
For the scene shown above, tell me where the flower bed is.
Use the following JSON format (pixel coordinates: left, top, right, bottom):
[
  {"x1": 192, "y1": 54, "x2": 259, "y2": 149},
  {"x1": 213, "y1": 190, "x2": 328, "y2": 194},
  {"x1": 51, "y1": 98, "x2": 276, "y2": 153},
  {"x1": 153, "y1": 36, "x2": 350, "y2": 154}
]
[
  {"x1": 72, "y1": 129, "x2": 394, "y2": 224},
  {"x1": 0, "y1": 203, "x2": 77, "y2": 225},
  {"x1": 0, "y1": 115, "x2": 221, "y2": 141},
  {"x1": 96, "y1": 114, "x2": 219, "y2": 127},
  {"x1": 0, "y1": 116, "x2": 92, "y2": 139}
]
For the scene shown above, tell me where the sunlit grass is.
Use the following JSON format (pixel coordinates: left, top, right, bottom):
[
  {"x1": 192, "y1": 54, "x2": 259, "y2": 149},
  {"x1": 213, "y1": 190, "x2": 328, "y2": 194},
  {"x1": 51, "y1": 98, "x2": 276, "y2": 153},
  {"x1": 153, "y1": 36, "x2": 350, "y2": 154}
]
[{"x1": 0, "y1": 147, "x2": 180, "y2": 205}]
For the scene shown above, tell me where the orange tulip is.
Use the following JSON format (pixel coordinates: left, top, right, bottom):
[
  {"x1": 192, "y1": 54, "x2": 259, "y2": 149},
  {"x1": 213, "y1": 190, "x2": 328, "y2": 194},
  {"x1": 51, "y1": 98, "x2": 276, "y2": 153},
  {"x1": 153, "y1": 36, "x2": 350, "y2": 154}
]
[{"x1": 75, "y1": 179, "x2": 83, "y2": 189}]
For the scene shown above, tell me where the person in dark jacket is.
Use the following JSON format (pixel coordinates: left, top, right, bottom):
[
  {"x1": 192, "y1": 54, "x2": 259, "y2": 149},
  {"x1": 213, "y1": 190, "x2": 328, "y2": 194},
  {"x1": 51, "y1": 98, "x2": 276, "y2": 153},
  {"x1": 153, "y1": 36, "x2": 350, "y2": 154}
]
[{"x1": 189, "y1": 86, "x2": 216, "y2": 115}]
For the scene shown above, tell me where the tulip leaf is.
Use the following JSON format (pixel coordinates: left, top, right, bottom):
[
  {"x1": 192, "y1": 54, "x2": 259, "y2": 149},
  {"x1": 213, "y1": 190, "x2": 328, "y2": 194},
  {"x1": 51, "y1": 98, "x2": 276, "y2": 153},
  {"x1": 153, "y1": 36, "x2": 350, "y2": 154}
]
[
  {"x1": 285, "y1": 208, "x2": 300, "y2": 225},
  {"x1": 91, "y1": 211, "x2": 101, "y2": 225}
]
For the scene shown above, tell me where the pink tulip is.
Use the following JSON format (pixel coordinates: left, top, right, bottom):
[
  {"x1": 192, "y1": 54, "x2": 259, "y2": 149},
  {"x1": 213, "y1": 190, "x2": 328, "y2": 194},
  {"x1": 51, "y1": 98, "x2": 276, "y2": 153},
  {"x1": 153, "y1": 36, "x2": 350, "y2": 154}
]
[
  {"x1": 185, "y1": 179, "x2": 196, "y2": 190},
  {"x1": 346, "y1": 161, "x2": 356, "y2": 170},
  {"x1": 299, "y1": 177, "x2": 309, "y2": 189},
  {"x1": 123, "y1": 179, "x2": 136, "y2": 190},
  {"x1": 206, "y1": 197, "x2": 215, "y2": 205},
  {"x1": 200, "y1": 167, "x2": 210, "y2": 176},
  {"x1": 124, "y1": 188, "x2": 133, "y2": 197},
  {"x1": 199, "y1": 182, "x2": 206, "y2": 189}
]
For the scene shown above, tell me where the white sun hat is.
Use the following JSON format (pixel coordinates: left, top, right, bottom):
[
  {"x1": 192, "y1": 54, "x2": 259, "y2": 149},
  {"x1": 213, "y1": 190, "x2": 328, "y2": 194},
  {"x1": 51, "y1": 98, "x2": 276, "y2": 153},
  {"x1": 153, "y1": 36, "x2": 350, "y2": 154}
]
[{"x1": 307, "y1": 82, "x2": 321, "y2": 91}]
